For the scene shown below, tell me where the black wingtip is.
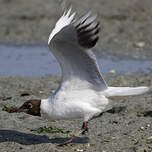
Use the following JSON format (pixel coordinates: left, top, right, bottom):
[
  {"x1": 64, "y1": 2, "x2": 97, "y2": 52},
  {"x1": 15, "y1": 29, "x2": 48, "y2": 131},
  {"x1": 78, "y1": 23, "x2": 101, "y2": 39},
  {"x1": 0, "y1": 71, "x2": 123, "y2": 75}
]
[{"x1": 75, "y1": 13, "x2": 100, "y2": 48}]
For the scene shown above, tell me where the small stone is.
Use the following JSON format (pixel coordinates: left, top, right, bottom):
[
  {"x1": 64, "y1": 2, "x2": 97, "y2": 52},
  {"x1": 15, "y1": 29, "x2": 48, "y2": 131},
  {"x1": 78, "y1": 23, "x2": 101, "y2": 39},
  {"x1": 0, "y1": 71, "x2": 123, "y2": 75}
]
[
  {"x1": 109, "y1": 69, "x2": 116, "y2": 74},
  {"x1": 111, "y1": 137, "x2": 117, "y2": 140},
  {"x1": 76, "y1": 149, "x2": 84, "y2": 152},
  {"x1": 132, "y1": 138, "x2": 139, "y2": 145},
  {"x1": 2, "y1": 96, "x2": 12, "y2": 101},
  {"x1": 134, "y1": 41, "x2": 145, "y2": 48},
  {"x1": 146, "y1": 136, "x2": 152, "y2": 144},
  {"x1": 140, "y1": 126, "x2": 145, "y2": 131},
  {"x1": 20, "y1": 92, "x2": 30, "y2": 97},
  {"x1": 147, "y1": 124, "x2": 150, "y2": 127}
]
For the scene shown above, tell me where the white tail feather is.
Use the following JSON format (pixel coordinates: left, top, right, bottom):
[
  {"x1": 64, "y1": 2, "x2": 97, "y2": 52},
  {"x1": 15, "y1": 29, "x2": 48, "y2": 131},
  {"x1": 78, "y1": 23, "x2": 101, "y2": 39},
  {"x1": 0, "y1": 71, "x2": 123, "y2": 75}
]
[{"x1": 104, "y1": 86, "x2": 149, "y2": 97}]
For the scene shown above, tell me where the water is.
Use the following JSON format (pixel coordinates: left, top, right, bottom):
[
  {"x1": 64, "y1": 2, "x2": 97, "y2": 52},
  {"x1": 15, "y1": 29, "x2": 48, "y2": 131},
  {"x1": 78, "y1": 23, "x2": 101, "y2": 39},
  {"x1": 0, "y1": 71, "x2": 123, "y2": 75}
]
[{"x1": 0, "y1": 44, "x2": 152, "y2": 77}]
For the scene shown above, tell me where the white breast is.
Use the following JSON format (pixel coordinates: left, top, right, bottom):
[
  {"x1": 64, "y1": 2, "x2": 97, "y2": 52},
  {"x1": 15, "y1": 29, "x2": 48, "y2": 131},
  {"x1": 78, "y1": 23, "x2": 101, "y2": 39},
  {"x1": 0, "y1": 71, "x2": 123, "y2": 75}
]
[{"x1": 40, "y1": 87, "x2": 110, "y2": 121}]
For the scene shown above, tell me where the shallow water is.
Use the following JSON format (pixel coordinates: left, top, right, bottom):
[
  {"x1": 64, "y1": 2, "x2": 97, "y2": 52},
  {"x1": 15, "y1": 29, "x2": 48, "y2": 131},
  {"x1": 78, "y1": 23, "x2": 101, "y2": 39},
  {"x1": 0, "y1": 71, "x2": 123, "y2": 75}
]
[{"x1": 0, "y1": 44, "x2": 152, "y2": 77}]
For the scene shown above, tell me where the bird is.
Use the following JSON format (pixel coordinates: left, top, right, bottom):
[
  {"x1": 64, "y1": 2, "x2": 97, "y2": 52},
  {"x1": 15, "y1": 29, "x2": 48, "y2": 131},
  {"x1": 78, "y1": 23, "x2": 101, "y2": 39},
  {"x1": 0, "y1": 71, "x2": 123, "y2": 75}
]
[{"x1": 11, "y1": 6, "x2": 149, "y2": 145}]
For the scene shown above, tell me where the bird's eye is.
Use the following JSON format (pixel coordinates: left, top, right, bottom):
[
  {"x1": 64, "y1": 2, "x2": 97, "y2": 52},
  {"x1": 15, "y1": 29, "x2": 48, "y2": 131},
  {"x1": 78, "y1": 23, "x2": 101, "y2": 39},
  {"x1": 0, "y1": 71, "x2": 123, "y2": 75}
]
[
  {"x1": 24, "y1": 103, "x2": 33, "y2": 109},
  {"x1": 28, "y1": 103, "x2": 33, "y2": 109}
]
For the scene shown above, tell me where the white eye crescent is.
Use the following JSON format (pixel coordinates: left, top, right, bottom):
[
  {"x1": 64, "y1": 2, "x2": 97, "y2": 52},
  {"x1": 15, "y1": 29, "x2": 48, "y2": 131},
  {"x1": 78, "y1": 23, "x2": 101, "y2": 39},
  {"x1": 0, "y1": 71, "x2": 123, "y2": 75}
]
[{"x1": 28, "y1": 103, "x2": 33, "y2": 109}]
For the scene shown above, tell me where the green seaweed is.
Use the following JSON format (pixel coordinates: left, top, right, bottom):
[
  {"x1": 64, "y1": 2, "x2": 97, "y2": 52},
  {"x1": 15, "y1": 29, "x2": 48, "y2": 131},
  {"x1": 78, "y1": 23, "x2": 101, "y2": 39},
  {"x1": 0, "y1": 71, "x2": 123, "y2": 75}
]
[
  {"x1": 31, "y1": 126, "x2": 71, "y2": 134},
  {"x1": 2, "y1": 105, "x2": 17, "y2": 113}
]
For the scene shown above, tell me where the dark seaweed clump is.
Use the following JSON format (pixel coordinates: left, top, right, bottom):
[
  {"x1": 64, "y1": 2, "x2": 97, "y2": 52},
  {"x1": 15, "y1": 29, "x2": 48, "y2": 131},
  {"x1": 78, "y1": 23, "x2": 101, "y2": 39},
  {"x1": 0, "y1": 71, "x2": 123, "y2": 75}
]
[{"x1": 31, "y1": 126, "x2": 72, "y2": 134}]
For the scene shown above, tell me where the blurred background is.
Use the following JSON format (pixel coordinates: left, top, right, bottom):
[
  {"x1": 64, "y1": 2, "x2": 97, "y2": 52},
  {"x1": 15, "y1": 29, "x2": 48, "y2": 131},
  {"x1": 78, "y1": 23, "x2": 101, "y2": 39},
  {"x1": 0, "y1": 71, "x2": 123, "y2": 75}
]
[
  {"x1": 0, "y1": 0, "x2": 152, "y2": 76},
  {"x1": 0, "y1": 0, "x2": 152, "y2": 58}
]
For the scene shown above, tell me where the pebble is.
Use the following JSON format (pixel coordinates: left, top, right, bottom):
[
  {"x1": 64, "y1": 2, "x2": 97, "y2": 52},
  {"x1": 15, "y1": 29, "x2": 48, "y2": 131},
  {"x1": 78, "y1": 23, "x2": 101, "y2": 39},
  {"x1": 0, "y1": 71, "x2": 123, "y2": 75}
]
[
  {"x1": 140, "y1": 126, "x2": 145, "y2": 131},
  {"x1": 109, "y1": 69, "x2": 116, "y2": 74},
  {"x1": 146, "y1": 136, "x2": 152, "y2": 144},
  {"x1": 132, "y1": 138, "x2": 139, "y2": 145},
  {"x1": 134, "y1": 41, "x2": 145, "y2": 48},
  {"x1": 76, "y1": 149, "x2": 84, "y2": 152}
]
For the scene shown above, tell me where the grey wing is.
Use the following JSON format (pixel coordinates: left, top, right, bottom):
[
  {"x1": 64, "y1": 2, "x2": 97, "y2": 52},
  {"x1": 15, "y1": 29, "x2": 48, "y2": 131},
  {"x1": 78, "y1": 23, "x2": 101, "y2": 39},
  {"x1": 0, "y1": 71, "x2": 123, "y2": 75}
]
[
  {"x1": 74, "y1": 12, "x2": 108, "y2": 90},
  {"x1": 49, "y1": 11, "x2": 107, "y2": 91}
]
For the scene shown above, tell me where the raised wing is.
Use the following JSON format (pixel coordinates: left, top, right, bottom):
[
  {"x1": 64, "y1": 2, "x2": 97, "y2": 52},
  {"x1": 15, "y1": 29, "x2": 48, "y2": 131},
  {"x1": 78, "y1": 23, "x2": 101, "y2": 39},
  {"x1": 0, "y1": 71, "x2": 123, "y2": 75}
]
[{"x1": 48, "y1": 8, "x2": 107, "y2": 91}]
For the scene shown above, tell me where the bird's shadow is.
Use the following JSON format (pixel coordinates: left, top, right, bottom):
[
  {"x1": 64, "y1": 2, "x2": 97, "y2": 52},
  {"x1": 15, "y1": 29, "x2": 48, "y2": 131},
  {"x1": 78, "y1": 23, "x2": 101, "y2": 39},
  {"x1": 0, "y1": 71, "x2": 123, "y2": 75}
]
[{"x1": 0, "y1": 130, "x2": 89, "y2": 145}]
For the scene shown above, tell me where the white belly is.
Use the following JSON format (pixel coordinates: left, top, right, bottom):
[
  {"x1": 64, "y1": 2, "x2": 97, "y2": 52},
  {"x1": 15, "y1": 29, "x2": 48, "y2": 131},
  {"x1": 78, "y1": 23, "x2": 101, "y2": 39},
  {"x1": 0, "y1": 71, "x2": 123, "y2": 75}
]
[
  {"x1": 40, "y1": 90, "x2": 110, "y2": 121},
  {"x1": 41, "y1": 102, "x2": 84, "y2": 120}
]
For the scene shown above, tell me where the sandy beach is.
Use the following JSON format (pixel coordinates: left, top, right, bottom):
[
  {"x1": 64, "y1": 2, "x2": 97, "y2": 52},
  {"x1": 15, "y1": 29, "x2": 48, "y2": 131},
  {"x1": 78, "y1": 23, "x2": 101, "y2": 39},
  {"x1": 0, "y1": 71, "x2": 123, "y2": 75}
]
[
  {"x1": 0, "y1": 0, "x2": 152, "y2": 151},
  {"x1": 0, "y1": 75, "x2": 152, "y2": 151}
]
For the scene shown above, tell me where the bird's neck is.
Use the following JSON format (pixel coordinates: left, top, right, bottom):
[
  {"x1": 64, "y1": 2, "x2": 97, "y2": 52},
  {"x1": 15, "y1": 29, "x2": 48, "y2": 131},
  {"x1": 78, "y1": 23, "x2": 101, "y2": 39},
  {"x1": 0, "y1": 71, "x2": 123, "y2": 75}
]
[{"x1": 40, "y1": 98, "x2": 53, "y2": 119}]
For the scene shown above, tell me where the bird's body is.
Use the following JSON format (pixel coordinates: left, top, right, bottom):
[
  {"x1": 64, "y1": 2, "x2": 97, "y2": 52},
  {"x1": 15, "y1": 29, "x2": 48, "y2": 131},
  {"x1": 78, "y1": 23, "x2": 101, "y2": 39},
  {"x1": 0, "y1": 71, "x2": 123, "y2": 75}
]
[
  {"x1": 41, "y1": 88, "x2": 109, "y2": 121},
  {"x1": 39, "y1": 9, "x2": 111, "y2": 122},
  {"x1": 40, "y1": 85, "x2": 148, "y2": 122},
  {"x1": 40, "y1": 8, "x2": 148, "y2": 122},
  {"x1": 13, "y1": 6, "x2": 149, "y2": 145}
]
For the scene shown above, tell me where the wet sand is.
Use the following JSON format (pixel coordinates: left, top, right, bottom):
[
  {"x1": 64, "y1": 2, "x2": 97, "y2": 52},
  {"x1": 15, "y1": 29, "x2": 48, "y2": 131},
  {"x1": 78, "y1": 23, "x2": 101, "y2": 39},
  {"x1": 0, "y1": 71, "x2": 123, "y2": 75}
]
[{"x1": 0, "y1": 45, "x2": 152, "y2": 77}]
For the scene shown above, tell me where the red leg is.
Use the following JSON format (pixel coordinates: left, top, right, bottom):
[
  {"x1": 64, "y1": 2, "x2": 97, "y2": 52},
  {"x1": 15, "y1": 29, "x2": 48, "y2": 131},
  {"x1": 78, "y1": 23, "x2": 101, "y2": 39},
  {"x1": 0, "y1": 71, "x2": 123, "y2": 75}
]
[
  {"x1": 58, "y1": 135, "x2": 76, "y2": 146},
  {"x1": 81, "y1": 121, "x2": 88, "y2": 135},
  {"x1": 81, "y1": 113, "x2": 103, "y2": 135}
]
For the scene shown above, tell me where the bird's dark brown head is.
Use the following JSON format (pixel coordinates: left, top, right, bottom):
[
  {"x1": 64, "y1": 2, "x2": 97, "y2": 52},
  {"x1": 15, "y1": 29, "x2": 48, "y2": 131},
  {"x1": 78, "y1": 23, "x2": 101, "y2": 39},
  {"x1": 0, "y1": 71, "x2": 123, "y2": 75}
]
[{"x1": 11, "y1": 99, "x2": 41, "y2": 116}]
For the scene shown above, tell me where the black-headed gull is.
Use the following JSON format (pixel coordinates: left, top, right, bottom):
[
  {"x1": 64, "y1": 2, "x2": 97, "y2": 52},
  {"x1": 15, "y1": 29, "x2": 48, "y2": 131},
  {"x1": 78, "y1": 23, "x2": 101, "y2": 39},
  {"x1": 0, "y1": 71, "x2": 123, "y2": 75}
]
[{"x1": 12, "y1": 7, "x2": 149, "y2": 145}]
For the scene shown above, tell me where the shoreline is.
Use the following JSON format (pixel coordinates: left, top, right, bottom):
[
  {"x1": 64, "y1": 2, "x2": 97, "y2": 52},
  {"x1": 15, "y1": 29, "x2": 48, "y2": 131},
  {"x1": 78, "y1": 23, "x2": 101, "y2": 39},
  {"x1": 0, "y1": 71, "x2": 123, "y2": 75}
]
[{"x1": 0, "y1": 0, "x2": 152, "y2": 59}]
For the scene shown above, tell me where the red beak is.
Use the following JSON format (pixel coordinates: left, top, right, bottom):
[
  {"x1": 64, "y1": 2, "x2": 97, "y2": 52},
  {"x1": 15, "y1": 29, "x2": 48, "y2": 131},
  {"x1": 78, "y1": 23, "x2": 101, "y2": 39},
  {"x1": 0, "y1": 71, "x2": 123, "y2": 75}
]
[
  {"x1": 9, "y1": 107, "x2": 27, "y2": 113},
  {"x1": 9, "y1": 108, "x2": 19, "y2": 113}
]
